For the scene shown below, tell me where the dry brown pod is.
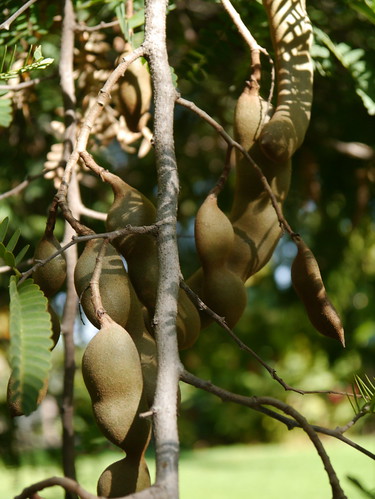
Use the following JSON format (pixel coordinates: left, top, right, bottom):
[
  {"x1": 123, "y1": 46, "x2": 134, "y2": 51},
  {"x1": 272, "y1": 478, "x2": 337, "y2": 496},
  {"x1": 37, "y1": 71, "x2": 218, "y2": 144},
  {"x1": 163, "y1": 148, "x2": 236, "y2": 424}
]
[
  {"x1": 117, "y1": 43, "x2": 152, "y2": 133},
  {"x1": 229, "y1": 83, "x2": 291, "y2": 281},
  {"x1": 259, "y1": 0, "x2": 314, "y2": 162},
  {"x1": 33, "y1": 232, "x2": 67, "y2": 298},
  {"x1": 125, "y1": 279, "x2": 158, "y2": 407},
  {"x1": 74, "y1": 238, "x2": 131, "y2": 329},
  {"x1": 291, "y1": 236, "x2": 345, "y2": 347},
  {"x1": 191, "y1": 193, "x2": 247, "y2": 329},
  {"x1": 104, "y1": 170, "x2": 201, "y2": 349},
  {"x1": 97, "y1": 455, "x2": 151, "y2": 497},
  {"x1": 82, "y1": 321, "x2": 144, "y2": 448}
]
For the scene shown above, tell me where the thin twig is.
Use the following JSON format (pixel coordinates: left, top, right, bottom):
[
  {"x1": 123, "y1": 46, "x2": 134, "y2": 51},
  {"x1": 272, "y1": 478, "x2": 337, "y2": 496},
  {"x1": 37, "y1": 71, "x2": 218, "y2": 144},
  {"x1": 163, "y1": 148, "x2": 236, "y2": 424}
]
[
  {"x1": 0, "y1": 74, "x2": 54, "y2": 90},
  {"x1": 19, "y1": 225, "x2": 159, "y2": 285},
  {"x1": 0, "y1": 0, "x2": 38, "y2": 31},
  {"x1": 14, "y1": 476, "x2": 98, "y2": 499},
  {"x1": 88, "y1": 238, "x2": 112, "y2": 326},
  {"x1": 183, "y1": 372, "x2": 347, "y2": 496},
  {"x1": 75, "y1": 20, "x2": 120, "y2": 32},
  {"x1": 180, "y1": 370, "x2": 375, "y2": 461},
  {"x1": 210, "y1": 145, "x2": 233, "y2": 197},
  {"x1": 180, "y1": 278, "x2": 357, "y2": 399},
  {"x1": 0, "y1": 168, "x2": 58, "y2": 201}
]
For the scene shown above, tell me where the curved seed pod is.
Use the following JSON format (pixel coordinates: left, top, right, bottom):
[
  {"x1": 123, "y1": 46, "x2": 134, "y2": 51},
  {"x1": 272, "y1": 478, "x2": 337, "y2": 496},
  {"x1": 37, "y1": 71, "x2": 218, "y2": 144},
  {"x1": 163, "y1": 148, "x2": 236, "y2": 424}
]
[
  {"x1": 291, "y1": 236, "x2": 345, "y2": 347},
  {"x1": 74, "y1": 239, "x2": 131, "y2": 329},
  {"x1": 97, "y1": 455, "x2": 151, "y2": 497},
  {"x1": 259, "y1": 0, "x2": 314, "y2": 162},
  {"x1": 117, "y1": 44, "x2": 152, "y2": 133},
  {"x1": 97, "y1": 398, "x2": 152, "y2": 497},
  {"x1": 229, "y1": 84, "x2": 291, "y2": 281},
  {"x1": 33, "y1": 233, "x2": 67, "y2": 297},
  {"x1": 105, "y1": 173, "x2": 159, "y2": 311},
  {"x1": 105, "y1": 171, "x2": 201, "y2": 349},
  {"x1": 125, "y1": 280, "x2": 158, "y2": 407},
  {"x1": 193, "y1": 193, "x2": 247, "y2": 329},
  {"x1": 82, "y1": 322, "x2": 144, "y2": 448}
]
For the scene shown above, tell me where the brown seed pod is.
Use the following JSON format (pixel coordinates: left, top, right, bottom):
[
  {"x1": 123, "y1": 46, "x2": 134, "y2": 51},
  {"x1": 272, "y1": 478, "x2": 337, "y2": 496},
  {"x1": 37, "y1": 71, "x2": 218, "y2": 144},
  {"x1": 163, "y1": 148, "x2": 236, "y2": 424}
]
[
  {"x1": 82, "y1": 322, "x2": 144, "y2": 448},
  {"x1": 228, "y1": 84, "x2": 291, "y2": 281},
  {"x1": 33, "y1": 233, "x2": 67, "y2": 297},
  {"x1": 74, "y1": 239, "x2": 131, "y2": 329},
  {"x1": 117, "y1": 44, "x2": 152, "y2": 133},
  {"x1": 97, "y1": 455, "x2": 151, "y2": 497},
  {"x1": 291, "y1": 236, "x2": 345, "y2": 347},
  {"x1": 125, "y1": 279, "x2": 158, "y2": 407},
  {"x1": 192, "y1": 193, "x2": 247, "y2": 329},
  {"x1": 258, "y1": 0, "x2": 314, "y2": 162},
  {"x1": 105, "y1": 171, "x2": 201, "y2": 349}
]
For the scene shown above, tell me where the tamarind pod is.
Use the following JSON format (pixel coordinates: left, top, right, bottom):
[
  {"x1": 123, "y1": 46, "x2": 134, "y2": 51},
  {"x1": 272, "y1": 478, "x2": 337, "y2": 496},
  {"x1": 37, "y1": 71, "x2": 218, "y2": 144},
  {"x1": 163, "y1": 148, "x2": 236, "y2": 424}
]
[
  {"x1": 97, "y1": 455, "x2": 151, "y2": 497},
  {"x1": 193, "y1": 194, "x2": 247, "y2": 329},
  {"x1": 105, "y1": 173, "x2": 201, "y2": 349},
  {"x1": 125, "y1": 280, "x2": 158, "y2": 407},
  {"x1": 96, "y1": 370, "x2": 152, "y2": 496},
  {"x1": 105, "y1": 173, "x2": 159, "y2": 311},
  {"x1": 259, "y1": 0, "x2": 314, "y2": 162},
  {"x1": 117, "y1": 44, "x2": 152, "y2": 133},
  {"x1": 291, "y1": 236, "x2": 345, "y2": 347},
  {"x1": 74, "y1": 239, "x2": 131, "y2": 329},
  {"x1": 82, "y1": 322, "x2": 144, "y2": 448},
  {"x1": 229, "y1": 85, "x2": 291, "y2": 281},
  {"x1": 33, "y1": 233, "x2": 67, "y2": 298}
]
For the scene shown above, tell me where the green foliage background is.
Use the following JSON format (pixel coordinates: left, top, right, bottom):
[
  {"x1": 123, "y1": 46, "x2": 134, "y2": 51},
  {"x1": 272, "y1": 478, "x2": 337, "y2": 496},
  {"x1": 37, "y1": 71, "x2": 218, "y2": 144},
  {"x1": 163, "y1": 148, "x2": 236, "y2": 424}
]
[{"x1": 0, "y1": 0, "x2": 374, "y2": 467}]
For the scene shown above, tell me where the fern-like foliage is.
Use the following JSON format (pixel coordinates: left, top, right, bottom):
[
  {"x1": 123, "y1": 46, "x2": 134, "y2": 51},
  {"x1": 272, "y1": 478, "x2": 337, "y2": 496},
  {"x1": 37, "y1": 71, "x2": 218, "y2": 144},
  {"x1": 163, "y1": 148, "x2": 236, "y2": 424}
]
[
  {"x1": 0, "y1": 217, "x2": 29, "y2": 272},
  {"x1": 313, "y1": 27, "x2": 375, "y2": 115},
  {"x1": 8, "y1": 275, "x2": 53, "y2": 416},
  {"x1": 1, "y1": 217, "x2": 54, "y2": 416},
  {"x1": 0, "y1": 45, "x2": 53, "y2": 81},
  {"x1": 348, "y1": 374, "x2": 375, "y2": 415}
]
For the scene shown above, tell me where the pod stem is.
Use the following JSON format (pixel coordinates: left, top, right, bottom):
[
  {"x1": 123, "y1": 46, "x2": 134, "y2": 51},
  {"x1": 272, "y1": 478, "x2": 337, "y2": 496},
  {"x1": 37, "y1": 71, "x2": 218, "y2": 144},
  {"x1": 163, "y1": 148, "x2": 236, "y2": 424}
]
[
  {"x1": 88, "y1": 238, "x2": 112, "y2": 328},
  {"x1": 79, "y1": 151, "x2": 128, "y2": 198},
  {"x1": 210, "y1": 145, "x2": 233, "y2": 197}
]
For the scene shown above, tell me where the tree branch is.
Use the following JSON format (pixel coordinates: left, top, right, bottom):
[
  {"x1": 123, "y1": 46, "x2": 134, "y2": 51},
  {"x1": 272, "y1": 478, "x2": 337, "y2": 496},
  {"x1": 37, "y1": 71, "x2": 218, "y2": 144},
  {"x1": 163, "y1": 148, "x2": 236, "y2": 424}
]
[
  {"x1": 59, "y1": 1, "x2": 79, "y2": 495},
  {"x1": 180, "y1": 370, "x2": 375, "y2": 460},
  {"x1": 0, "y1": 0, "x2": 38, "y2": 31},
  {"x1": 141, "y1": 0, "x2": 183, "y2": 497}
]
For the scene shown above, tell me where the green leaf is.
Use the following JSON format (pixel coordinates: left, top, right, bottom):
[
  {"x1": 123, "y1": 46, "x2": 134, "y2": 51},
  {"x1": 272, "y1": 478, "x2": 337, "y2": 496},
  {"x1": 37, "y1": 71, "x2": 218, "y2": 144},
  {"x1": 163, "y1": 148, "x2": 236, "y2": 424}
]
[
  {"x1": 6, "y1": 228, "x2": 20, "y2": 253},
  {"x1": 8, "y1": 276, "x2": 53, "y2": 416},
  {"x1": 15, "y1": 244, "x2": 30, "y2": 266},
  {"x1": 33, "y1": 45, "x2": 42, "y2": 61},
  {"x1": 0, "y1": 98, "x2": 12, "y2": 127},
  {"x1": 170, "y1": 65, "x2": 178, "y2": 88},
  {"x1": 313, "y1": 27, "x2": 375, "y2": 115},
  {"x1": 0, "y1": 217, "x2": 9, "y2": 242}
]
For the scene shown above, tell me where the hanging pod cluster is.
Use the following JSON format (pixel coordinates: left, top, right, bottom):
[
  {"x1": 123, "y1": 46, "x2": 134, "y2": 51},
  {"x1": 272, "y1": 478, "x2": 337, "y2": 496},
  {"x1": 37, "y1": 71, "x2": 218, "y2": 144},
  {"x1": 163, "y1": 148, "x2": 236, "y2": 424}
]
[{"x1": 75, "y1": 240, "x2": 156, "y2": 496}]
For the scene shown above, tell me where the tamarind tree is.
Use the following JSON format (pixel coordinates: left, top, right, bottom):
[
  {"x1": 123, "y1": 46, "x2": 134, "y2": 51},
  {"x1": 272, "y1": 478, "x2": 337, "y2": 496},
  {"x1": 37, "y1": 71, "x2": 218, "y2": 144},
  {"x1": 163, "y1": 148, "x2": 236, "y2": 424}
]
[{"x1": 0, "y1": 0, "x2": 374, "y2": 498}]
